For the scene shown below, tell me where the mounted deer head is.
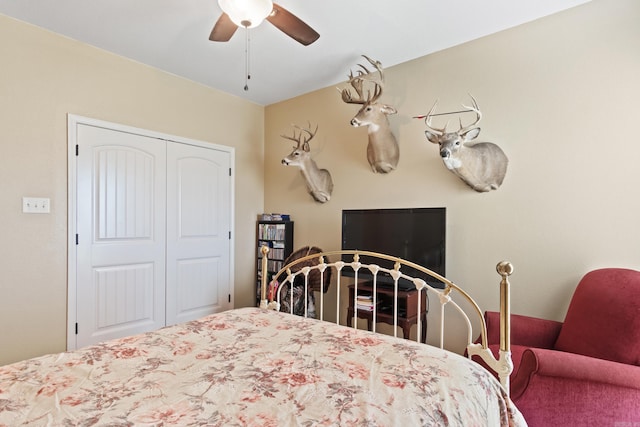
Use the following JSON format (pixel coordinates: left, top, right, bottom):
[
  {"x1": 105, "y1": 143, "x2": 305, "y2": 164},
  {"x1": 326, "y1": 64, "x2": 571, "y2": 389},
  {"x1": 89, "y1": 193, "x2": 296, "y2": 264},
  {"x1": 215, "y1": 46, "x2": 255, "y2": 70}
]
[
  {"x1": 281, "y1": 123, "x2": 334, "y2": 203},
  {"x1": 340, "y1": 55, "x2": 399, "y2": 174},
  {"x1": 417, "y1": 95, "x2": 508, "y2": 192}
]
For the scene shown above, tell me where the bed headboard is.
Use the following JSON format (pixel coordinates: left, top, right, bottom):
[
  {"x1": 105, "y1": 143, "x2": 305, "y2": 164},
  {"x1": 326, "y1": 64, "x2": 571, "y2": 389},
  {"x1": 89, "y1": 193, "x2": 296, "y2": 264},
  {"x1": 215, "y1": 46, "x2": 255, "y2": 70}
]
[{"x1": 259, "y1": 247, "x2": 514, "y2": 394}]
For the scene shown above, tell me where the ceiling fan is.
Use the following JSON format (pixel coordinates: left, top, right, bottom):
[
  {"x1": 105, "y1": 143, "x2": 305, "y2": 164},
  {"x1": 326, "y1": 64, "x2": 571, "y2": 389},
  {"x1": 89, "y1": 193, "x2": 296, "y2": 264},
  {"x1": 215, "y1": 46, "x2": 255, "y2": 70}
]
[{"x1": 210, "y1": 0, "x2": 320, "y2": 46}]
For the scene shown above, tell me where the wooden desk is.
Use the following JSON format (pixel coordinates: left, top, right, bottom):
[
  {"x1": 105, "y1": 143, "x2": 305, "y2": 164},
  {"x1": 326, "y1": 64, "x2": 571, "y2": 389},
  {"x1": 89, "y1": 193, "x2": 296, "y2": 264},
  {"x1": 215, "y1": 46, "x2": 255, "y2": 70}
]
[{"x1": 347, "y1": 283, "x2": 428, "y2": 342}]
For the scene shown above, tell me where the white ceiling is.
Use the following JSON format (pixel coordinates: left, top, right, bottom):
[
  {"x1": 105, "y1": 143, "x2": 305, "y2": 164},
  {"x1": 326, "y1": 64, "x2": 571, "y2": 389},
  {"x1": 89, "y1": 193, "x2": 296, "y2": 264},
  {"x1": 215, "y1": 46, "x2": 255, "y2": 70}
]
[{"x1": 0, "y1": 0, "x2": 590, "y2": 106}]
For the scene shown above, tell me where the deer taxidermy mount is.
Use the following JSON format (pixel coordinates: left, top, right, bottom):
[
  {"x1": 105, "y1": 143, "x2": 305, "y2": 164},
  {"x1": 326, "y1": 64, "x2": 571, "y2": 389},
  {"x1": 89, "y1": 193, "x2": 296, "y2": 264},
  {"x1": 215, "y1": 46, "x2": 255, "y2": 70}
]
[
  {"x1": 210, "y1": 0, "x2": 319, "y2": 46},
  {"x1": 415, "y1": 95, "x2": 508, "y2": 192},
  {"x1": 281, "y1": 123, "x2": 334, "y2": 203},
  {"x1": 340, "y1": 55, "x2": 399, "y2": 174}
]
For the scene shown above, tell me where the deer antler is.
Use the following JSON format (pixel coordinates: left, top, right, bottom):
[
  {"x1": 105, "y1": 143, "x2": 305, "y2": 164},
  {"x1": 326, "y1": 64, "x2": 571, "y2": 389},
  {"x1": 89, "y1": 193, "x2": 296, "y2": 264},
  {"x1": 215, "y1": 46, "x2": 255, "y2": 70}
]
[
  {"x1": 341, "y1": 72, "x2": 366, "y2": 105},
  {"x1": 281, "y1": 123, "x2": 318, "y2": 150},
  {"x1": 418, "y1": 95, "x2": 482, "y2": 135},
  {"x1": 423, "y1": 100, "x2": 448, "y2": 136},
  {"x1": 341, "y1": 55, "x2": 385, "y2": 105},
  {"x1": 355, "y1": 55, "x2": 385, "y2": 84},
  {"x1": 458, "y1": 94, "x2": 482, "y2": 134}
]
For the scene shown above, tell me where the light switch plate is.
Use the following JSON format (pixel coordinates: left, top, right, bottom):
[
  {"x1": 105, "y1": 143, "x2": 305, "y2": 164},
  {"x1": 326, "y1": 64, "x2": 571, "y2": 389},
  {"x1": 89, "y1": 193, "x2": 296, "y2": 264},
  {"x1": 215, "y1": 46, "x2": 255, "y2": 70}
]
[{"x1": 22, "y1": 197, "x2": 51, "y2": 214}]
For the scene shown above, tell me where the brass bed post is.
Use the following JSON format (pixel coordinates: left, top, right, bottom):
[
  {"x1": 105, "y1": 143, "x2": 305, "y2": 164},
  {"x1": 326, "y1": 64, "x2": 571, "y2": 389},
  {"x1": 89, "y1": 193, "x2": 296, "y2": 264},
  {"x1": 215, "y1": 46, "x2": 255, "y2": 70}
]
[
  {"x1": 463, "y1": 260, "x2": 515, "y2": 395},
  {"x1": 497, "y1": 262, "x2": 513, "y2": 353},
  {"x1": 497, "y1": 261, "x2": 514, "y2": 393},
  {"x1": 259, "y1": 246, "x2": 270, "y2": 309}
]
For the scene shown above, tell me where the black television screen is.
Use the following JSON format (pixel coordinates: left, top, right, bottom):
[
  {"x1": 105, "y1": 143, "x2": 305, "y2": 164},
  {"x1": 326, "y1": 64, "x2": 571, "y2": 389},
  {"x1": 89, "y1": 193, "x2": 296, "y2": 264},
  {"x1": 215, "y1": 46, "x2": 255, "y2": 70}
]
[{"x1": 341, "y1": 207, "x2": 446, "y2": 289}]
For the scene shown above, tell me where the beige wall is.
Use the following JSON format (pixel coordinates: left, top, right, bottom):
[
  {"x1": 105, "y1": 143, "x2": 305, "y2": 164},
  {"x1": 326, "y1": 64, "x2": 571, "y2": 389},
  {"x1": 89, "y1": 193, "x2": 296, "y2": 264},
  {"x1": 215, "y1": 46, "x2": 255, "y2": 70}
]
[
  {"x1": 265, "y1": 0, "x2": 640, "y2": 348},
  {"x1": 2, "y1": 0, "x2": 639, "y2": 364},
  {"x1": 0, "y1": 15, "x2": 264, "y2": 365}
]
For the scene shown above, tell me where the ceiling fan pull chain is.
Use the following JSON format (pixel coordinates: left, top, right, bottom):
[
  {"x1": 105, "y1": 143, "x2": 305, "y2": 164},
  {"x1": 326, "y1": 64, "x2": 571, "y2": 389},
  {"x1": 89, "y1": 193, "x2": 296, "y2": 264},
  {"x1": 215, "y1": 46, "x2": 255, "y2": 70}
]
[{"x1": 244, "y1": 27, "x2": 251, "y2": 91}]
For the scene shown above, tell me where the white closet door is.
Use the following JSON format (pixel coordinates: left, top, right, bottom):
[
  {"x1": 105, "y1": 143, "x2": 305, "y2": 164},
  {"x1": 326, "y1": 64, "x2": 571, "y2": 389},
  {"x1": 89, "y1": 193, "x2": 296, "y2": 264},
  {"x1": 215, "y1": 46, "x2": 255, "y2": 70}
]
[
  {"x1": 75, "y1": 124, "x2": 167, "y2": 348},
  {"x1": 165, "y1": 142, "x2": 232, "y2": 325}
]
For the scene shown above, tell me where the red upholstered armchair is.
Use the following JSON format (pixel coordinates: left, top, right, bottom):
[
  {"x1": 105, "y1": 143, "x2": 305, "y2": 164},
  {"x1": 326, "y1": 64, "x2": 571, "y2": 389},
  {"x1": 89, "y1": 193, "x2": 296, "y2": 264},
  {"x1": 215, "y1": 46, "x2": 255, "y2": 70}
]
[{"x1": 482, "y1": 268, "x2": 640, "y2": 427}]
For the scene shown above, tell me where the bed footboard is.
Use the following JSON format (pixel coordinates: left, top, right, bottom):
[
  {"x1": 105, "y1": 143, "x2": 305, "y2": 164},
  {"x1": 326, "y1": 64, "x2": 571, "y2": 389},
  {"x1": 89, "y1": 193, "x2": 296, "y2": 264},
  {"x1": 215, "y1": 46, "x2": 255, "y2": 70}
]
[{"x1": 259, "y1": 247, "x2": 514, "y2": 394}]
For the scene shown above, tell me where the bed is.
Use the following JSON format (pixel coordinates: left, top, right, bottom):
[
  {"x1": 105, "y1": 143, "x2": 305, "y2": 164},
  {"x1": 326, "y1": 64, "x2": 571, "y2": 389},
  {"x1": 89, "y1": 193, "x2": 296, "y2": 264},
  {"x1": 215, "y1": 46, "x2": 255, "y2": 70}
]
[{"x1": 0, "y1": 250, "x2": 526, "y2": 426}]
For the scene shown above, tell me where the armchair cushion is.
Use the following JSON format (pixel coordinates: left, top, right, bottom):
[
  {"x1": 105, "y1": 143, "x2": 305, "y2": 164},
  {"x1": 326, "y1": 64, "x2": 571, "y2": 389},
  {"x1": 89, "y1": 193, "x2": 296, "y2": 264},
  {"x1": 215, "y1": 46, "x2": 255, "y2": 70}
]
[{"x1": 554, "y1": 268, "x2": 640, "y2": 366}]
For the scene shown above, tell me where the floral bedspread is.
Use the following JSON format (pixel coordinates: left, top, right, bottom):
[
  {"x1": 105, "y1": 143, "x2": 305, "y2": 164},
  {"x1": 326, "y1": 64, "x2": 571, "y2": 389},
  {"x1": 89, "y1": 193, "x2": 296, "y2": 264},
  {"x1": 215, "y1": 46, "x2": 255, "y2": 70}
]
[{"x1": 0, "y1": 307, "x2": 526, "y2": 426}]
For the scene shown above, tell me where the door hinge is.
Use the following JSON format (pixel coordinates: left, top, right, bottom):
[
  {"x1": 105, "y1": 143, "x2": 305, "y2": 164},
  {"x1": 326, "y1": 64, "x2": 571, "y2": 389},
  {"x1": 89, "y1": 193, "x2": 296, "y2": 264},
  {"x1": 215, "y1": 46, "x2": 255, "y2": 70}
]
[
  {"x1": 228, "y1": 294, "x2": 231, "y2": 303},
  {"x1": 75, "y1": 144, "x2": 79, "y2": 156},
  {"x1": 75, "y1": 234, "x2": 79, "y2": 245},
  {"x1": 75, "y1": 323, "x2": 78, "y2": 335},
  {"x1": 228, "y1": 231, "x2": 231, "y2": 239},
  {"x1": 229, "y1": 167, "x2": 231, "y2": 176}
]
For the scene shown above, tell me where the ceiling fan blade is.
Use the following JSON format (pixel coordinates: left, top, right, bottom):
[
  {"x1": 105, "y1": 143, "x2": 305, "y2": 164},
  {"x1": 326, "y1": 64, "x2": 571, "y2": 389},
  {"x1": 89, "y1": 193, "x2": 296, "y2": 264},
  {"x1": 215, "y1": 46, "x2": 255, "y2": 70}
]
[
  {"x1": 209, "y1": 12, "x2": 238, "y2": 42},
  {"x1": 266, "y1": 3, "x2": 319, "y2": 46}
]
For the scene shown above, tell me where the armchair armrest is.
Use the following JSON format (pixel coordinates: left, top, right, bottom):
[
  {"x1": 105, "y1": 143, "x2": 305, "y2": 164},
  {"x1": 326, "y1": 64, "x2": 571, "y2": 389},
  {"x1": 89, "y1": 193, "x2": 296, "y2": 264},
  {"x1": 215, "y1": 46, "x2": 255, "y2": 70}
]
[
  {"x1": 512, "y1": 347, "x2": 640, "y2": 399},
  {"x1": 511, "y1": 347, "x2": 640, "y2": 425},
  {"x1": 484, "y1": 311, "x2": 563, "y2": 349}
]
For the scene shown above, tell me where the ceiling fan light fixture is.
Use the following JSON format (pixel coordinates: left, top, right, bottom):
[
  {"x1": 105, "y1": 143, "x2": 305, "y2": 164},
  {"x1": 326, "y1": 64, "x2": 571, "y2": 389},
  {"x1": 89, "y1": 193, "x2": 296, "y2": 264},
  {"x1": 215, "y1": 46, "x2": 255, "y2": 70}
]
[{"x1": 218, "y1": 0, "x2": 273, "y2": 28}]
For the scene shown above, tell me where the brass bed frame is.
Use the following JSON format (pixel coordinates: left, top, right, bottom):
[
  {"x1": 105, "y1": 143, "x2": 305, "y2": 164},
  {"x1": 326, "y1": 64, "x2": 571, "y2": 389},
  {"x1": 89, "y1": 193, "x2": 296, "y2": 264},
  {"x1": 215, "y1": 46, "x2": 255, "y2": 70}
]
[{"x1": 259, "y1": 248, "x2": 514, "y2": 394}]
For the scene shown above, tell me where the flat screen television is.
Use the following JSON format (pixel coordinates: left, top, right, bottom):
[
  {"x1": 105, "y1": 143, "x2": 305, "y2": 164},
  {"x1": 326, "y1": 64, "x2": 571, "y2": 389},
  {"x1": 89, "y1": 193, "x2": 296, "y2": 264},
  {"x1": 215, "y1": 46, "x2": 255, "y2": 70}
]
[{"x1": 341, "y1": 207, "x2": 446, "y2": 289}]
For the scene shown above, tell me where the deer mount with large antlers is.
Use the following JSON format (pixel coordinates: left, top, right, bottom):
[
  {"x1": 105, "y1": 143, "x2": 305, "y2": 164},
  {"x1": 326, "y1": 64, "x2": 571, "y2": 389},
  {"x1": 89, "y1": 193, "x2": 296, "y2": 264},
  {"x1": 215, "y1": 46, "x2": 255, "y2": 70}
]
[
  {"x1": 416, "y1": 96, "x2": 508, "y2": 192},
  {"x1": 281, "y1": 123, "x2": 334, "y2": 203},
  {"x1": 340, "y1": 55, "x2": 399, "y2": 174}
]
